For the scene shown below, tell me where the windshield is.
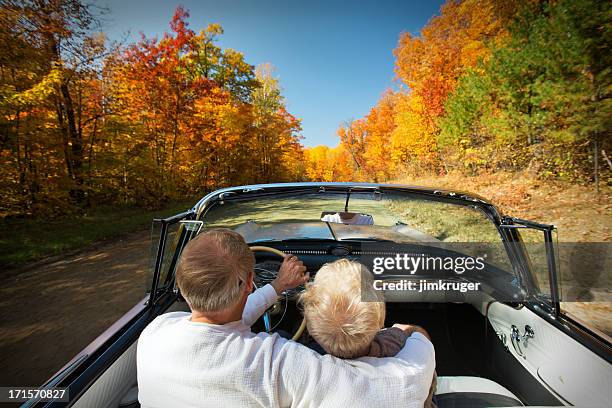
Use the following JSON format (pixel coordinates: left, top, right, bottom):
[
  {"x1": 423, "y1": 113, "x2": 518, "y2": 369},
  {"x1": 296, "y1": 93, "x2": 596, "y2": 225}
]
[
  {"x1": 194, "y1": 189, "x2": 523, "y2": 298},
  {"x1": 200, "y1": 192, "x2": 503, "y2": 243},
  {"x1": 199, "y1": 190, "x2": 514, "y2": 274}
]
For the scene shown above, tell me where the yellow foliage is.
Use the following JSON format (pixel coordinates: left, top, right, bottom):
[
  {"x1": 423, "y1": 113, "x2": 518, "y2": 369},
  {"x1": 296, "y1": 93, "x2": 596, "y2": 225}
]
[
  {"x1": 304, "y1": 145, "x2": 353, "y2": 182},
  {"x1": 7, "y1": 65, "x2": 62, "y2": 107},
  {"x1": 391, "y1": 94, "x2": 439, "y2": 170}
]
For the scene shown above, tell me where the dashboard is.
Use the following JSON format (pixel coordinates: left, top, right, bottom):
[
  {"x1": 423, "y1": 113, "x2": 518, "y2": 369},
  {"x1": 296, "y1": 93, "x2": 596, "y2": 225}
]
[{"x1": 251, "y1": 239, "x2": 520, "y2": 304}]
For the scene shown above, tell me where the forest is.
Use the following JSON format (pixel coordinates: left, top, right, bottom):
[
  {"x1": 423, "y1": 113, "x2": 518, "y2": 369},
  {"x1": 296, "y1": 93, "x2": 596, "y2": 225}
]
[
  {"x1": 305, "y1": 0, "x2": 611, "y2": 185},
  {"x1": 1, "y1": 1, "x2": 303, "y2": 217},
  {"x1": 1, "y1": 0, "x2": 610, "y2": 220}
]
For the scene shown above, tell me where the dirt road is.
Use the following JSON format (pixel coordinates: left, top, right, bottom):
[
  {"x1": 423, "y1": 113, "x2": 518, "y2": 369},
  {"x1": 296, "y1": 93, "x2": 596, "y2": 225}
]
[{"x1": 0, "y1": 230, "x2": 151, "y2": 387}]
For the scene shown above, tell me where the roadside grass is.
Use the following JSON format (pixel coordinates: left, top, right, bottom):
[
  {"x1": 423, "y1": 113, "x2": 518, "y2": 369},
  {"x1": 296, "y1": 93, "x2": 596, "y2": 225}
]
[
  {"x1": 0, "y1": 199, "x2": 196, "y2": 269},
  {"x1": 394, "y1": 171, "x2": 611, "y2": 242},
  {"x1": 395, "y1": 172, "x2": 611, "y2": 337},
  {"x1": 385, "y1": 198, "x2": 502, "y2": 242},
  {"x1": 203, "y1": 195, "x2": 400, "y2": 229}
]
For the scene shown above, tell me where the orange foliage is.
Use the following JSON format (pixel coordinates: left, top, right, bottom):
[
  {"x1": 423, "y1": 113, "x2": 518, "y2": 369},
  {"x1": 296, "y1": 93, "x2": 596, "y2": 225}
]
[
  {"x1": 363, "y1": 91, "x2": 397, "y2": 181},
  {"x1": 315, "y1": 0, "x2": 517, "y2": 182},
  {"x1": 337, "y1": 118, "x2": 367, "y2": 172},
  {"x1": 394, "y1": 0, "x2": 514, "y2": 121},
  {"x1": 305, "y1": 145, "x2": 353, "y2": 182},
  {"x1": 1, "y1": 5, "x2": 303, "y2": 215}
]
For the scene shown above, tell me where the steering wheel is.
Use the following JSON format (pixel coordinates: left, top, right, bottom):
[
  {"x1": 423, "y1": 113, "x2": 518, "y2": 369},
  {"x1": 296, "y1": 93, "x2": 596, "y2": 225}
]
[{"x1": 250, "y1": 246, "x2": 307, "y2": 341}]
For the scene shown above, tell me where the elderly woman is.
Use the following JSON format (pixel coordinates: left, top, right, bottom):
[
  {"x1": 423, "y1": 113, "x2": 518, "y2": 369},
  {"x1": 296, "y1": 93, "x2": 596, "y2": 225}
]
[{"x1": 300, "y1": 259, "x2": 437, "y2": 407}]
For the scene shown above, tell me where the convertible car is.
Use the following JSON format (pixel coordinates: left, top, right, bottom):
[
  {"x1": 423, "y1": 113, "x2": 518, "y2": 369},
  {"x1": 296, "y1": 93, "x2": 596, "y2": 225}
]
[{"x1": 24, "y1": 183, "x2": 610, "y2": 407}]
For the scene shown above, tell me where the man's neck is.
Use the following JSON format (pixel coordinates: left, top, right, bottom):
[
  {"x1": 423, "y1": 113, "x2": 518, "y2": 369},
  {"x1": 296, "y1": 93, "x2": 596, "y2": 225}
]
[{"x1": 190, "y1": 307, "x2": 243, "y2": 325}]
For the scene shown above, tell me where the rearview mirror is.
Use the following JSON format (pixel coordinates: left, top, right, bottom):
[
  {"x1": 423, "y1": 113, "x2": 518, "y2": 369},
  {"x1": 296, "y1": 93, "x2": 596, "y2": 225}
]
[{"x1": 320, "y1": 211, "x2": 374, "y2": 225}]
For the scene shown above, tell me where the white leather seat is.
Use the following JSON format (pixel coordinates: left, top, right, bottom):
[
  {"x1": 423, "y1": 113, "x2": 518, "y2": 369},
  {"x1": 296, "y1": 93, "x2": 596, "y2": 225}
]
[
  {"x1": 436, "y1": 376, "x2": 520, "y2": 399},
  {"x1": 118, "y1": 385, "x2": 139, "y2": 407},
  {"x1": 435, "y1": 376, "x2": 523, "y2": 407}
]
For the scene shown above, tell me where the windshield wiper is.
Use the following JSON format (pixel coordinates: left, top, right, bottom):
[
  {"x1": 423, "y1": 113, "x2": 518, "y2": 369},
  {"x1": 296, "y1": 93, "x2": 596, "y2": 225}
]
[
  {"x1": 251, "y1": 237, "x2": 337, "y2": 243},
  {"x1": 338, "y1": 237, "x2": 395, "y2": 242}
]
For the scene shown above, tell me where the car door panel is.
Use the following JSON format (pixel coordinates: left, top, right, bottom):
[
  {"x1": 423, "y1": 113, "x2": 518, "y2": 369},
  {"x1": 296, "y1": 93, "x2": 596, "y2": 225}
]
[{"x1": 488, "y1": 301, "x2": 611, "y2": 406}]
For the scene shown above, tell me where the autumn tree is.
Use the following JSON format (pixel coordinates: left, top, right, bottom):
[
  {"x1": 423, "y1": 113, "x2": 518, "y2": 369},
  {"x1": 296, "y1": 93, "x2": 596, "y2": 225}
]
[
  {"x1": 1, "y1": 3, "x2": 304, "y2": 216},
  {"x1": 386, "y1": 0, "x2": 521, "y2": 174},
  {"x1": 108, "y1": 7, "x2": 256, "y2": 201},
  {"x1": 337, "y1": 118, "x2": 368, "y2": 177},
  {"x1": 0, "y1": 0, "x2": 107, "y2": 213},
  {"x1": 362, "y1": 91, "x2": 397, "y2": 181},
  {"x1": 391, "y1": 93, "x2": 440, "y2": 175},
  {"x1": 105, "y1": 7, "x2": 304, "y2": 202},
  {"x1": 251, "y1": 64, "x2": 303, "y2": 182},
  {"x1": 305, "y1": 145, "x2": 353, "y2": 182},
  {"x1": 394, "y1": 0, "x2": 518, "y2": 121}
]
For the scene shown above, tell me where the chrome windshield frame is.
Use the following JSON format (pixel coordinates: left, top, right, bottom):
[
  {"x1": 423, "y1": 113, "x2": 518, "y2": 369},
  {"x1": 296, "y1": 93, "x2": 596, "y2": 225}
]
[
  {"x1": 189, "y1": 183, "x2": 540, "y2": 293},
  {"x1": 192, "y1": 182, "x2": 498, "y2": 222}
]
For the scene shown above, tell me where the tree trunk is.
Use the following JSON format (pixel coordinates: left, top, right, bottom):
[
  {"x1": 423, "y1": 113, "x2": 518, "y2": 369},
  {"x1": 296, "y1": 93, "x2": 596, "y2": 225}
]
[
  {"x1": 60, "y1": 80, "x2": 84, "y2": 202},
  {"x1": 594, "y1": 139, "x2": 599, "y2": 194},
  {"x1": 47, "y1": 30, "x2": 84, "y2": 203}
]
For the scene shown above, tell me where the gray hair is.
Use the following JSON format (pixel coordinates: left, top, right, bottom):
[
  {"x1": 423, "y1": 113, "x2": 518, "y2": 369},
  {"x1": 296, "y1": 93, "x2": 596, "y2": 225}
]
[{"x1": 176, "y1": 228, "x2": 254, "y2": 312}]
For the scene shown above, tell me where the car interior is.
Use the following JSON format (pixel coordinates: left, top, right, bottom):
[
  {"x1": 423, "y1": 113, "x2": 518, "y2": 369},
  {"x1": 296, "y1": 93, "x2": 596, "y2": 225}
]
[
  {"x1": 36, "y1": 186, "x2": 610, "y2": 408},
  {"x1": 67, "y1": 241, "x2": 610, "y2": 408}
]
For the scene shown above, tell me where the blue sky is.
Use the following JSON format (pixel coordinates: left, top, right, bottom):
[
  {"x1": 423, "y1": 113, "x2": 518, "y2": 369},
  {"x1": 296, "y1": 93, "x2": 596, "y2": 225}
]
[{"x1": 99, "y1": 0, "x2": 444, "y2": 147}]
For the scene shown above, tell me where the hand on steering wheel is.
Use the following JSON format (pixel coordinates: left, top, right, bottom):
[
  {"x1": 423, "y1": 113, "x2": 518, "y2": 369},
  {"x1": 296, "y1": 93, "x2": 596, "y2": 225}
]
[
  {"x1": 271, "y1": 255, "x2": 309, "y2": 295},
  {"x1": 250, "y1": 246, "x2": 308, "y2": 341}
]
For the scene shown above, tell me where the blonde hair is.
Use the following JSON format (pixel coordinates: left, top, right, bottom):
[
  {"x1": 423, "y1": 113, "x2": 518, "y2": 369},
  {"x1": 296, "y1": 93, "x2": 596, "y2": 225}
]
[
  {"x1": 176, "y1": 228, "x2": 254, "y2": 312},
  {"x1": 300, "y1": 259, "x2": 385, "y2": 358}
]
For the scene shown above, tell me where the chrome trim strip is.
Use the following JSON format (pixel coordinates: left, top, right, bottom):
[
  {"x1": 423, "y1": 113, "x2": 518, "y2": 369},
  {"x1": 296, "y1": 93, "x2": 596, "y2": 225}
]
[{"x1": 192, "y1": 182, "x2": 495, "y2": 220}]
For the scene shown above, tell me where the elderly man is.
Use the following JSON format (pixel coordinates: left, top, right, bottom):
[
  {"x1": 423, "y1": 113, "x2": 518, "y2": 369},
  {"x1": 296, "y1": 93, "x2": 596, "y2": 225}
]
[{"x1": 137, "y1": 228, "x2": 435, "y2": 408}]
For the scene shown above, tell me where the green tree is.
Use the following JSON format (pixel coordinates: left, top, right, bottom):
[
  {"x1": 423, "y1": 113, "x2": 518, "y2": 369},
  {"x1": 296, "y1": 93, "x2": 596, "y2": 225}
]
[{"x1": 439, "y1": 0, "x2": 611, "y2": 179}]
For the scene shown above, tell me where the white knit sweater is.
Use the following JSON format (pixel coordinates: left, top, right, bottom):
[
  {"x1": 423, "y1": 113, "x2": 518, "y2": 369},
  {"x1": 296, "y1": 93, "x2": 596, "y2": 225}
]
[{"x1": 137, "y1": 284, "x2": 435, "y2": 408}]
